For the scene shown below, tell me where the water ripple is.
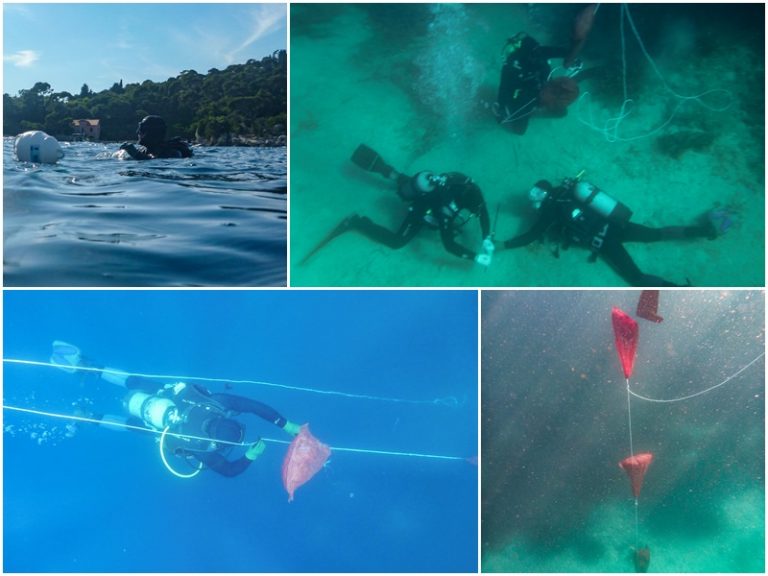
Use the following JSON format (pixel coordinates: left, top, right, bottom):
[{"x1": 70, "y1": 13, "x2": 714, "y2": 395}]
[{"x1": 4, "y1": 138, "x2": 286, "y2": 286}]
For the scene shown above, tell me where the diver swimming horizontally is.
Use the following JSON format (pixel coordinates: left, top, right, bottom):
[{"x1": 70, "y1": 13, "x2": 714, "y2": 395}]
[
  {"x1": 500, "y1": 173, "x2": 732, "y2": 286},
  {"x1": 50, "y1": 341, "x2": 301, "y2": 477},
  {"x1": 118, "y1": 115, "x2": 193, "y2": 160},
  {"x1": 301, "y1": 144, "x2": 494, "y2": 266}
]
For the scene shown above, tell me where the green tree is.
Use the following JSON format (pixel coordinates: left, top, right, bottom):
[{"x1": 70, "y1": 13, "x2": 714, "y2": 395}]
[{"x1": 3, "y1": 50, "x2": 287, "y2": 141}]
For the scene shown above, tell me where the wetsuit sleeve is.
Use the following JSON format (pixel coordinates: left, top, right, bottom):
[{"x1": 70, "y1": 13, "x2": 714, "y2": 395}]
[
  {"x1": 503, "y1": 208, "x2": 556, "y2": 248},
  {"x1": 195, "y1": 450, "x2": 252, "y2": 477},
  {"x1": 438, "y1": 217, "x2": 477, "y2": 260},
  {"x1": 119, "y1": 143, "x2": 151, "y2": 160},
  {"x1": 437, "y1": 177, "x2": 488, "y2": 259},
  {"x1": 167, "y1": 138, "x2": 193, "y2": 159},
  {"x1": 211, "y1": 393, "x2": 287, "y2": 428}
]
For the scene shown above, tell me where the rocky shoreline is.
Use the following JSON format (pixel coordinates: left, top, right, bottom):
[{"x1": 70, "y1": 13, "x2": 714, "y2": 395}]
[{"x1": 195, "y1": 133, "x2": 287, "y2": 147}]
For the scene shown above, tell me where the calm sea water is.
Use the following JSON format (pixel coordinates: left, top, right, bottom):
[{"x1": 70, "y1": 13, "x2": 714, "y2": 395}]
[{"x1": 4, "y1": 139, "x2": 286, "y2": 286}]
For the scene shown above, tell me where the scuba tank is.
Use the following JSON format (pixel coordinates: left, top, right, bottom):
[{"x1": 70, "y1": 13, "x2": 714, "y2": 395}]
[
  {"x1": 126, "y1": 391, "x2": 180, "y2": 430},
  {"x1": 398, "y1": 171, "x2": 438, "y2": 202},
  {"x1": 125, "y1": 384, "x2": 229, "y2": 479},
  {"x1": 572, "y1": 179, "x2": 632, "y2": 225}
]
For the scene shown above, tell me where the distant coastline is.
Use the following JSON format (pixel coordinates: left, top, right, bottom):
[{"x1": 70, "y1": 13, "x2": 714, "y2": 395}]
[
  {"x1": 195, "y1": 133, "x2": 286, "y2": 147},
  {"x1": 3, "y1": 52, "x2": 287, "y2": 143}
]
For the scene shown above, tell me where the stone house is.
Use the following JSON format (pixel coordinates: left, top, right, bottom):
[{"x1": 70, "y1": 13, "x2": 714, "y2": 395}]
[{"x1": 72, "y1": 119, "x2": 101, "y2": 140}]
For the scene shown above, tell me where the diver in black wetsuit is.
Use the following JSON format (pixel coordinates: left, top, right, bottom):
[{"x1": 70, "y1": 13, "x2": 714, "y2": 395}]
[
  {"x1": 495, "y1": 33, "x2": 582, "y2": 134},
  {"x1": 501, "y1": 176, "x2": 723, "y2": 286},
  {"x1": 302, "y1": 144, "x2": 494, "y2": 266},
  {"x1": 119, "y1": 115, "x2": 193, "y2": 160},
  {"x1": 50, "y1": 341, "x2": 300, "y2": 477},
  {"x1": 118, "y1": 377, "x2": 299, "y2": 477}
]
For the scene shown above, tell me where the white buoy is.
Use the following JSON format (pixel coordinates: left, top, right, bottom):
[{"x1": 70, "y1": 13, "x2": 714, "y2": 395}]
[{"x1": 14, "y1": 130, "x2": 64, "y2": 164}]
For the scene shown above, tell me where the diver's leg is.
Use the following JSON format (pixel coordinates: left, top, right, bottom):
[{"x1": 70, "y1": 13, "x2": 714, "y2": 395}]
[
  {"x1": 99, "y1": 370, "x2": 159, "y2": 391},
  {"x1": 349, "y1": 212, "x2": 421, "y2": 249},
  {"x1": 49, "y1": 341, "x2": 155, "y2": 389},
  {"x1": 600, "y1": 239, "x2": 679, "y2": 287},
  {"x1": 622, "y1": 222, "x2": 713, "y2": 243},
  {"x1": 301, "y1": 211, "x2": 417, "y2": 263}
]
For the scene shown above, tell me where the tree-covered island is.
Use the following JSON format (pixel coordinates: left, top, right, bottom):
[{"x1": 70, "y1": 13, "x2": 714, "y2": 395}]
[{"x1": 3, "y1": 50, "x2": 286, "y2": 146}]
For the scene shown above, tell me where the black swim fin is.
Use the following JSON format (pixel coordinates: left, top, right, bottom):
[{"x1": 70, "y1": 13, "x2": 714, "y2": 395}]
[
  {"x1": 351, "y1": 144, "x2": 396, "y2": 178},
  {"x1": 300, "y1": 217, "x2": 357, "y2": 265}
]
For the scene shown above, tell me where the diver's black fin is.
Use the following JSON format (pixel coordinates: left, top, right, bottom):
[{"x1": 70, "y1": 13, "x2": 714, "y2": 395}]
[
  {"x1": 300, "y1": 217, "x2": 357, "y2": 265},
  {"x1": 351, "y1": 144, "x2": 395, "y2": 178}
]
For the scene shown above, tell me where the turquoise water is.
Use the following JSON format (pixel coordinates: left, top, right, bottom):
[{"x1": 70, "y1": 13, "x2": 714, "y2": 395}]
[
  {"x1": 290, "y1": 4, "x2": 764, "y2": 287},
  {"x1": 481, "y1": 290, "x2": 765, "y2": 572},
  {"x1": 4, "y1": 139, "x2": 286, "y2": 286}
]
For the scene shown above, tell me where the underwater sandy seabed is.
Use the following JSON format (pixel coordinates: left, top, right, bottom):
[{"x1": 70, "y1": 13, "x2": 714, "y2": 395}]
[
  {"x1": 482, "y1": 487, "x2": 764, "y2": 572},
  {"x1": 290, "y1": 5, "x2": 764, "y2": 287}
]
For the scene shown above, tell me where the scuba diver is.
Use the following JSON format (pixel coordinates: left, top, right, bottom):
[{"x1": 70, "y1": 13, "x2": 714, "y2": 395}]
[
  {"x1": 118, "y1": 115, "x2": 193, "y2": 160},
  {"x1": 496, "y1": 5, "x2": 598, "y2": 134},
  {"x1": 301, "y1": 144, "x2": 494, "y2": 266},
  {"x1": 50, "y1": 341, "x2": 301, "y2": 477},
  {"x1": 501, "y1": 173, "x2": 730, "y2": 286}
]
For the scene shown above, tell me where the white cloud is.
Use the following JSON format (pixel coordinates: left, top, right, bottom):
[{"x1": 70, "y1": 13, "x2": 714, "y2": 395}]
[
  {"x1": 225, "y1": 5, "x2": 285, "y2": 63},
  {"x1": 3, "y1": 4, "x2": 35, "y2": 20},
  {"x1": 114, "y1": 39, "x2": 135, "y2": 51},
  {"x1": 4, "y1": 50, "x2": 40, "y2": 67}
]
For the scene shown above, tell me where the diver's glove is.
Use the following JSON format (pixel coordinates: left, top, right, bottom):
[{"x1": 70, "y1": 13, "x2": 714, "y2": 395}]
[
  {"x1": 245, "y1": 438, "x2": 266, "y2": 461},
  {"x1": 482, "y1": 236, "x2": 495, "y2": 254},
  {"x1": 564, "y1": 58, "x2": 584, "y2": 76},
  {"x1": 475, "y1": 253, "x2": 492, "y2": 267},
  {"x1": 282, "y1": 421, "x2": 302, "y2": 437}
]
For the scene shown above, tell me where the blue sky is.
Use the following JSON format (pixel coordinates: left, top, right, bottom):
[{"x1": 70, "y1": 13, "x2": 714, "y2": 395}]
[{"x1": 3, "y1": 3, "x2": 286, "y2": 96}]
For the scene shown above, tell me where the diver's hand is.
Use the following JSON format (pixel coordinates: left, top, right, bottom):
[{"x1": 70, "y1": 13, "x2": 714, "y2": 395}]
[
  {"x1": 475, "y1": 253, "x2": 492, "y2": 267},
  {"x1": 483, "y1": 236, "x2": 495, "y2": 254},
  {"x1": 245, "y1": 438, "x2": 266, "y2": 461},
  {"x1": 119, "y1": 143, "x2": 140, "y2": 159},
  {"x1": 283, "y1": 421, "x2": 302, "y2": 437}
]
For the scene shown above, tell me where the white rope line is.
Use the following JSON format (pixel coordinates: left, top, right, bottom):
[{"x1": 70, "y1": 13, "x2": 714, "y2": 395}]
[
  {"x1": 577, "y1": 3, "x2": 733, "y2": 142},
  {"x1": 2, "y1": 404, "x2": 465, "y2": 461},
  {"x1": 628, "y1": 351, "x2": 764, "y2": 403},
  {"x1": 2, "y1": 358, "x2": 460, "y2": 406}
]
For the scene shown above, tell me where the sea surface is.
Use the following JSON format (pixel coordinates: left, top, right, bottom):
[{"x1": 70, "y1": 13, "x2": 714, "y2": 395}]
[
  {"x1": 290, "y1": 4, "x2": 764, "y2": 287},
  {"x1": 4, "y1": 139, "x2": 286, "y2": 287},
  {"x1": 481, "y1": 290, "x2": 765, "y2": 572},
  {"x1": 3, "y1": 290, "x2": 478, "y2": 572}
]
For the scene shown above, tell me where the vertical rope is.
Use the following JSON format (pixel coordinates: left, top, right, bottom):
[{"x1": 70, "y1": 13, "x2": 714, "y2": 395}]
[
  {"x1": 634, "y1": 499, "x2": 639, "y2": 547},
  {"x1": 626, "y1": 378, "x2": 634, "y2": 457},
  {"x1": 627, "y1": 376, "x2": 639, "y2": 547}
]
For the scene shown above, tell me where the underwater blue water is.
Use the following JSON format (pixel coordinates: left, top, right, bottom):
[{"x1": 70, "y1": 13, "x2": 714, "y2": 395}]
[
  {"x1": 3, "y1": 290, "x2": 478, "y2": 572},
  {"x1": 3, "y1": 139, "x2": 286, "y2": 287}
]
